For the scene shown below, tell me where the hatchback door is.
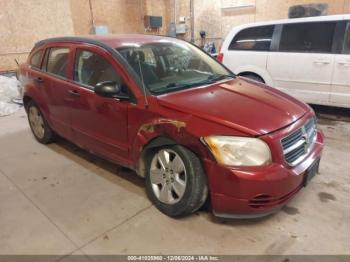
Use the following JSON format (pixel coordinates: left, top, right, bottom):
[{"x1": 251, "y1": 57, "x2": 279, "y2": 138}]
[
  {"x1": 66, "y1": 46, "x2": 130, "y2": 164},
  {"x1": 267, "y1": 21, "x2": 336, "y2": 105},
  {"x1": 331, "y1": 21, "x2": 350, "y2": 108}
]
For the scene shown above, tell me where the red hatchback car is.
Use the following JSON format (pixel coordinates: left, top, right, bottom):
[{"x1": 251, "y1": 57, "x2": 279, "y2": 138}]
[{"x1": 19, "y1": 35, "x2": 324, "y2": 218}]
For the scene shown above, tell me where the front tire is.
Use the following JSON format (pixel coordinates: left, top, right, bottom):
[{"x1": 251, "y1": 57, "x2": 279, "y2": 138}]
[
  {"x1": 27, "y1": 101, "x2": 55, "y2": 144},
  {"x1": 145, "y1": 145, "x2": 208, "y2": 217}
]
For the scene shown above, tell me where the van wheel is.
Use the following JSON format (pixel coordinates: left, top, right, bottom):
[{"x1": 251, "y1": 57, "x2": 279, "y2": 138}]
[
  {"x1": 27, "y1": 101, "x2": 55, "y2": 144},
  {"x1": 241, "y1": 74, "x2": 264, "y2": 83},
  {"x1": 145, "y1": 145, "x2": 208, "y2": 217}
]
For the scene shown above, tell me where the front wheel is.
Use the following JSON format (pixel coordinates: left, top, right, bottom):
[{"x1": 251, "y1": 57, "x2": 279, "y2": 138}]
[{"x1": 145, "y1": 145, "x2": 208, "y2": 217}]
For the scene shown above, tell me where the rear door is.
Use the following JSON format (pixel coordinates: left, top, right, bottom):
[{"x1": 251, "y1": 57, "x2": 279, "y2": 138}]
[
  {"x1": 40, "y1": 45, "x2": 74, "y2": 140},
  {"x1": 66, "y1": 45, "x2": 130, "y2": 164},
  {"x1": 267, "y1": 21, "x2": 336, "y2": 105},
  {"x1": 223, "y1": 25, "x2": 274, "y2": 76},
  {"x1": 331, "y1": 21, "x2": 350, "y2": 108}
]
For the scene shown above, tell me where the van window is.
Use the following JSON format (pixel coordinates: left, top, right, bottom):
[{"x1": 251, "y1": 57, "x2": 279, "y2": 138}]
[
  {"x1": 279, "y1": 22, "x2": 336, "y2": 53},
  {"x1": 229, "y1": 25, "x2": 274, "y2": 51},
  {"x1": 46, "y1": 48, "x2": 70, "y2": 78},
  {"x1": 30, "y1": 50, "x2": 43, "y2": 69},
  {"x1": 343, "y1": 22, "x2": 350, "y2": 54},
  {"x1": 74, "y1": 49, "x2": 121, "y2": 88}
]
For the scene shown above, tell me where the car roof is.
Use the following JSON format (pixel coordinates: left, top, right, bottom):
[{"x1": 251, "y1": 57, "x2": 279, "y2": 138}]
[{"x1": 34, "y1": 34, "x2": 179, "y2": 50}]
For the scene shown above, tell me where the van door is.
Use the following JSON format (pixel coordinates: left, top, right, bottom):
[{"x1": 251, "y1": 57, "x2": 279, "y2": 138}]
[
  {"x1": 223, "y1": 25, "x2": 274, "y2": 79},
  {"x1": 267, "y1": 21, "x2": 336, "y2": 105},
  {"x1": 331, "y1": 21, "x2": 350, "y2": 108}
]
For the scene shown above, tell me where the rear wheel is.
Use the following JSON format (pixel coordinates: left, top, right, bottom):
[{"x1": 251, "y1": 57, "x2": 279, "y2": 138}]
[
  {"x1": 27, "y1": 101, "x2": 55, "y2": 144},
  {"x1": 145, "y1": 145, "x2": 208, "y2": 217}
]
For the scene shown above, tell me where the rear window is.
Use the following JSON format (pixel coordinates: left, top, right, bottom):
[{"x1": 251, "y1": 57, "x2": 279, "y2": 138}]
[
  {"x1": 279, "y1": 22, "x2": 336, "y2": 53},
  {"x1": 343, "y1": 22, "x2": 350, "y2": 54},
  {"x1": 229, "y1": 25, "x2": 274, "y2": 51},
  {"x1": 30, "y1": 50, "x2": 43, "y2": 68},
  {"x1": 46, "y1": 47, "x2": 70, "y2": 78}
]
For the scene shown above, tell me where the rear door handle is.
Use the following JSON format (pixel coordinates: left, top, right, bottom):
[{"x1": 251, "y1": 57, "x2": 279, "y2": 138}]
[
  {"x1": 313, "y1": 60, "x2": 330, "y2": 65},
  {"x1": 68, "y1": 90, "x2": 80, "y2": 97},
  {"x1": 338, "y1": 61, "x2": 350, "y2": 67},
  {"x1": 34, "y1": 77, "x2": 44, "y2": 83}
]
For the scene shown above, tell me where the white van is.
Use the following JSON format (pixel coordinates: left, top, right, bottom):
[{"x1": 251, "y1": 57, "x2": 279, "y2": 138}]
[{"x1": 219, "y1": 15, "x2": 350, "y2": 108}]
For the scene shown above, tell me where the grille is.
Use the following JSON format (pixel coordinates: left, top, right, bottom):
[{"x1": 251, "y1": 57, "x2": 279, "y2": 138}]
[{"x1": 281, "y1": 117, "x2": 316, "y2": 165}]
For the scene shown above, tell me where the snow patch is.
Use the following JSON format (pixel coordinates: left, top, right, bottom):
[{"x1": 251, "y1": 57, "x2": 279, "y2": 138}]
[{"x1": 0, "y1": 75, "x2": 22, "y2": 116}]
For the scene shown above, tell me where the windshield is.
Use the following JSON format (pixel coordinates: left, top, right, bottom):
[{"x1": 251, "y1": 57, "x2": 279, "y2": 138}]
[{"x1": 116, "y1": 41, "x2": 234, "y2": 95}]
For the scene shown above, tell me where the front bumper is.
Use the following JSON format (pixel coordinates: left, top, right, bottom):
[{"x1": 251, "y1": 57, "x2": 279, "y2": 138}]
[{"x1": 203, "y1": 129, "x2": 324, "y2": 219}]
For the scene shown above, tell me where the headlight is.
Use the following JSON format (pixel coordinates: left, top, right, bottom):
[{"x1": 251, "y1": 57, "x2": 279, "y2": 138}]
[{"x1": 202, "y1": 136, "x2": 272, "y2": 166}]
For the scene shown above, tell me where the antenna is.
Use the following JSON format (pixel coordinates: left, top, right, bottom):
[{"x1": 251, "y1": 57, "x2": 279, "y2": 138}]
[{"x1": 136, "y1": 50, "x2": 149, "y2": 108}]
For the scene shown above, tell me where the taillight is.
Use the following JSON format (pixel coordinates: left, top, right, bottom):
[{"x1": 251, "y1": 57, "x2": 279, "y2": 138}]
[{"x1": 217, "y1": 52, "x2": 224, "y2": 63}]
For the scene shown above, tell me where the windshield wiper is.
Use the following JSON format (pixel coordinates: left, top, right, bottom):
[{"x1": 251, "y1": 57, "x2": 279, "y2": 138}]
[
  {"x1": 152, "y1": 74, "x2": 234, "y2": 94},
  {"x1": 152, "y1": 82, "x2": 194, "y2": 94},
  {"x1": 186, "y1": 74, "x2": 234, "y2": 87}
]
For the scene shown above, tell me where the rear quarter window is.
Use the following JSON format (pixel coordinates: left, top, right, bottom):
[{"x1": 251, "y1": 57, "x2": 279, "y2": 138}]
[
  {"x1": 46, "y1": 47, "x2": 70, "y2": 78},
  {"x1": 229, "y1": 25, "x2": 274, "y2": 51},
  {"x1": 30, "y1": 50, "x2": 44, "y2": 69}
]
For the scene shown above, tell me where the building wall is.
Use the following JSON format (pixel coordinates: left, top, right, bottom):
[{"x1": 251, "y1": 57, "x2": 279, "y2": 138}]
[
  {"x1": 1, "y1": 0, "x2": 349, "y2": 71},
  {"x1": 0, "y1": 0, "x2": 75, "y2": 71},
  {"x1": 0, "y1": 0, "x2": 171, "y2": 72},
  {"x1": 188, "y1": 0, "x2": 350, "y2": 49}
]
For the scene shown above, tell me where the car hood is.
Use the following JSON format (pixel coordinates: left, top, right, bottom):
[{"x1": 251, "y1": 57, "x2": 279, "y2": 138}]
[{"x1": 156, "y1": 78, "x2": 309, "y2": 136}]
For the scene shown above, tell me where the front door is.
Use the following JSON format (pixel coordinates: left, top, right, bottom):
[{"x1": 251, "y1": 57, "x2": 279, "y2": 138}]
[
  {"x1": 267, "y1": 21, "x2": 336, "y2": 105},
  {"x1": 67, "y1": 47, "x2": 130, "y2": 164},
  {"x1": 331, "y1": 21, "x2": 350, "y2": 108}
]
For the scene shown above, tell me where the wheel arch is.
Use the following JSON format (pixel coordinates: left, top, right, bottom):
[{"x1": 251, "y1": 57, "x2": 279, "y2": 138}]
[
  {"x1": 238, "y1": 72, "x2": 265, "y2": 83},
  {"x1": 136, "y1": 135, "x2": 178, "y2": 178},
  {"x1": 234, "y1": 66, "x2": 274, "y2": 86}
]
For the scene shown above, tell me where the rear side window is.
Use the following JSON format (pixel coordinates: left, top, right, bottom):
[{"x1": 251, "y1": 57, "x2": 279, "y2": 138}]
[
  {"x1": 74, "y1": 49, "x2": 121, "y2": 88},
  {"x1": 30, "y1": 50, "x2": 44, "y2": 69},
  {"x1": 279, "y1": 22, "x2": 336, "y2": 53},
  {"x1": 229, "y1": 25, "x2": 274, "y2": 51},
  {"x1": 343, "y1": 22, "x2": 350, "y2": 54},
  {"x1": 46, "y1": 48, "x2": 70, "y2": 78}
]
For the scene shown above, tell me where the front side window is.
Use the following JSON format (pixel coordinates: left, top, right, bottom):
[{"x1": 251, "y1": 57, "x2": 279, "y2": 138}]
[
  {"x1": 343, "y1": 22, "x2": 350, "y2": 54},
  {"x1": 30, "y1": 50, "x2": 44, "y2": 68},
  {"x1": 46, "y1": 48, "x2": 70, "y2": 78},
  {"x1": 279, "y1": 22, "x2": 336, "y2": 53},
  {"x1": 117, "y1": 41, "x2": 233, "y2": 95},
  {"x1": 74, "y1": 49, "x2": 121, "y2": 88},
  {"x1": 229, "y1": 25, "x2": 274, "y2": 51}
]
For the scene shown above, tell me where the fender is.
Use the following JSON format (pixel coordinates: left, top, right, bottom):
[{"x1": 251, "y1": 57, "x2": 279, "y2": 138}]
[{"x1": 131, "y1": 118, "x2": 195, "y2": 177}]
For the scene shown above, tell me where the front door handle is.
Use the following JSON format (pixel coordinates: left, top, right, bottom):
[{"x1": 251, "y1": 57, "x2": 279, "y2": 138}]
[
  {"x1": 34, "y1": 77, "x2": 44, "y2": 83},
  {"x1": 68, "y1": 90, "x2": 80, "y2": 97}
]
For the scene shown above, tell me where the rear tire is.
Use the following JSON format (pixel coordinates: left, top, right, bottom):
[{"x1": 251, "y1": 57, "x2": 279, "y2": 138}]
[
  {"x1": 145, "y1": 145, "x2": 208, "y2": 217},
  {"x1": 27, "y1": 101, "x2": 55, "y2": 144}
]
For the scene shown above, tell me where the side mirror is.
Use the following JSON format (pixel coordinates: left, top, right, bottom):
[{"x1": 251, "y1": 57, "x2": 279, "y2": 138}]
[{"x1": 94, "y1": 81, "x2": 129, "y2": 100}]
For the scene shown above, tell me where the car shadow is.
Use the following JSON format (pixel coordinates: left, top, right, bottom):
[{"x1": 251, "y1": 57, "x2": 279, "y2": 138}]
[
  {"x1": 47, "y1": 136, "x2": 145, "y2": 189},
  {"x1": 311, "y1": 104, "x2": 350, "y2": 123},
  {"x1": 46, "y1": 136, "x2": 283, "y2": 224}
]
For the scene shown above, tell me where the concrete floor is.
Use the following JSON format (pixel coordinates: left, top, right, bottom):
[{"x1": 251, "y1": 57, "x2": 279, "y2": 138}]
[{"x1": 0, "y1": 108, "x2": 349, "y2": 259}]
